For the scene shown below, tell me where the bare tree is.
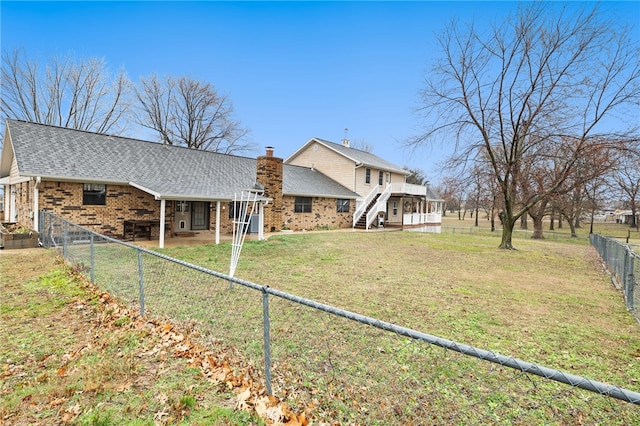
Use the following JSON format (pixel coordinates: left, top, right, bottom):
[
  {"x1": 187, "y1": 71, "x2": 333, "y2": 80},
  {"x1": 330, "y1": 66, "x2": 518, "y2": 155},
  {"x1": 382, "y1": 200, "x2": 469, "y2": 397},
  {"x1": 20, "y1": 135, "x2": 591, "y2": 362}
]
[
  {"x1": 410, "y1": 3, "x2": 640, "y2": 249},
  {"x1": 404, "y1": 167, "x2": 429, "y2": 186},
  {"x1": 438, "y1": 174, "x2": 467, "y2": 219},
  {"x1": 613, "y1": 149, "x2": 640, "y2": 229},
  {"x1": 350, "y1": 138, "x2": 375, "y2": 153},
  {"x1": 526, "y1": 136, "x2": 619, "y2": 239},
  {"x1": 1, "y1": 49, "x2": 131, "y2": 135},
  {"x1": 135, "y1": 75, "x2": 253, "y2": 154}
]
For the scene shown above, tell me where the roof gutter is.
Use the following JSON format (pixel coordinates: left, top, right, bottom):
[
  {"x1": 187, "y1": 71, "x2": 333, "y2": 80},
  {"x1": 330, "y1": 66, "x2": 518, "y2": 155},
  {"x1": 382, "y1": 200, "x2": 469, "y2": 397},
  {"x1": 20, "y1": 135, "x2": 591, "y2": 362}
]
[{"x1": 5, "y1": 173, "x2": 129, "y2": 186}]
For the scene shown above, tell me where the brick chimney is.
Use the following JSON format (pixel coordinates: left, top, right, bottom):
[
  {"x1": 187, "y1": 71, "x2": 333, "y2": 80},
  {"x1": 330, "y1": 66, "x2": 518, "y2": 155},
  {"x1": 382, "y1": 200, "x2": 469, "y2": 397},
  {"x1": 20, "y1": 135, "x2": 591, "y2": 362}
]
[{"x1": 256, "y1": 146, "x2": 283, "y2": 232}]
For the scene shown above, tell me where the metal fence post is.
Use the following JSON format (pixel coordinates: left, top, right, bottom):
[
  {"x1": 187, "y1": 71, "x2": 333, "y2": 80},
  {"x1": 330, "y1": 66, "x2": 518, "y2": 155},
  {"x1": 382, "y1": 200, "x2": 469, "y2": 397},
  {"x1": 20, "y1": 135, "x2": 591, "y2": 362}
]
[
  {"x1": 46, "y1": 212, "x2": 52, "y2": 248},
  {"x1": 137, "y1": 248, "x2": 146, "y2": 316},
  {"x1": 627, "y1": 250, "x2": 635, "y2": 312},
  {"x1": 63, "y1": 220, "x2": 68, "y2": 259},
  {"x1": 262, "y1": 287, "x2": 273, "y2": 395},
  {"x1": 90, "y1": 233, "x2": 95, "y2": 284},
  {"x1": 40, "y1": 211, "x2": 46, "y2": 248}
]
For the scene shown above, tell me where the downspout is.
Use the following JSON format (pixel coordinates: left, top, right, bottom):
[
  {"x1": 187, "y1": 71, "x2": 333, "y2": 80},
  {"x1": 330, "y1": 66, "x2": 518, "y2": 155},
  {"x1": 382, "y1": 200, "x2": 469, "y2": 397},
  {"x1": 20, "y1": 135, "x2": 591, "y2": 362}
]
[
  {"x1": 354, "y1": 162, "x2": 364, "y2": 193},
  {"x1": 33, "y1": 177, "x2": 41, "y2": 232}
]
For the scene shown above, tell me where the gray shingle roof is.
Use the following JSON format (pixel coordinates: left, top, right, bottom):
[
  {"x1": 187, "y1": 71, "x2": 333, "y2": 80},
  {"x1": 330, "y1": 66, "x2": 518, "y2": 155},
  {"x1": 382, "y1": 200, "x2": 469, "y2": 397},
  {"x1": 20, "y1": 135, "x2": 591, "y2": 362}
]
[
  {"x1": 2, "y1": 120, "x2": 358, "y2": 200},
  {"x1": 304, "y1": 138, "x2": 409, "y2": 175},
  {"x1": 284, "y1": 165, "x2": 358, "y2": 198}
]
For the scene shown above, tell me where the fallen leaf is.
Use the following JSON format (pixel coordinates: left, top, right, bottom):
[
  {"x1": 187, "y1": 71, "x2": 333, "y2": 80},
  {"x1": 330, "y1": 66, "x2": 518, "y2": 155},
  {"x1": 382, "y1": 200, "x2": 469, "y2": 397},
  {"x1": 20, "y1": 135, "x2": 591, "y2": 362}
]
[{"x1": 50, "y1": 397, "x2": 66, "y2": 407}]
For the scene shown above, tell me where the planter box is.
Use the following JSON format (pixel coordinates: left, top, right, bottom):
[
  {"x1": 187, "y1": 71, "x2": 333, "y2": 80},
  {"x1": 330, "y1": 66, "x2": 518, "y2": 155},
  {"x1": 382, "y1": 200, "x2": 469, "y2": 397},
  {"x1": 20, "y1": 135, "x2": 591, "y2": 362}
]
[{"x1": 0, "y1": 223, "x2": 40, "y2": 249}]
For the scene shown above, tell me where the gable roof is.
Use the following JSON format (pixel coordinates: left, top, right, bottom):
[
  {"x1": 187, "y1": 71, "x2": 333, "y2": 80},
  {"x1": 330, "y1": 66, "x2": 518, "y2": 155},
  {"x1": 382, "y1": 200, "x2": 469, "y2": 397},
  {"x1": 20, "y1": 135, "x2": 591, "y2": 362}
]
[
  {"x1": 284, "y1": 164, "x2": 358, "y2": 198},
  {"x1": 1, "y1": 120, "x2": 358, "y2": 201},
  {"x1": 286, "y1": 137, "x2": 410, "y2": 176}
]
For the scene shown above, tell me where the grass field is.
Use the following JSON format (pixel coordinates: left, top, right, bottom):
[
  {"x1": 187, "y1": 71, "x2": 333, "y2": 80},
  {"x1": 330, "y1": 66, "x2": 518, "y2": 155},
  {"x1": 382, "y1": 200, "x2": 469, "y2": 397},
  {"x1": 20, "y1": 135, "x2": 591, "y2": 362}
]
[
  {"x1": 153, "y1": 223, "x2": 640, "y2": 423},
  {"x1": 3, "y1": 218, "x2": 640, "y2": 424},
  {"x1": 0, "y1": 250, "x2": 267, "y2": 426}
]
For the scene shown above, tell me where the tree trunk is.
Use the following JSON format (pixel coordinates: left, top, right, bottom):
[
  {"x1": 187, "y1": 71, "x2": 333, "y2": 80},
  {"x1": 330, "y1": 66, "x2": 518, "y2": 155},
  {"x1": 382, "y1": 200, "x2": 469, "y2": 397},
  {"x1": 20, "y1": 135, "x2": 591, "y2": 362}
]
[
  {"x1": 567, "y1": 219, "x2": 578, "y2": 237},
  {"x1": 549, "y1": 207, "x2": 555, "y2": 231},
  {"x1": 499, "y1": 216, "x2": 516, "y2": 249},
  {"x1": 520, "y1": 215, "x2": 528, "y2": 229},
  {"x1": 531, "y1": 214, "x2": 545, "y2": 239}
]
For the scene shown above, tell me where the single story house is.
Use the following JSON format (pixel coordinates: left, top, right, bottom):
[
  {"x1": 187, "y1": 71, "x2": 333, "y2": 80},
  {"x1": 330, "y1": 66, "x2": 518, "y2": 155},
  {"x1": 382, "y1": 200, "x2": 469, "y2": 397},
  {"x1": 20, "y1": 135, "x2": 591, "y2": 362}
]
[{"x1": 1, "y1": 120, "x2": 361, "y2": 247}]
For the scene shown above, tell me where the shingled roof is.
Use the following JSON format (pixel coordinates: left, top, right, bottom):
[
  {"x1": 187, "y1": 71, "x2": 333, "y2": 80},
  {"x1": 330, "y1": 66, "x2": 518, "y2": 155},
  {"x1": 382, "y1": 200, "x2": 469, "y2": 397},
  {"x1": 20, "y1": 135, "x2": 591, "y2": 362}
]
[
  {"x1": 1, "y1": 120, "x2": 358, "y2": 201},
  {"x1": 286, "y1": 137, "x2": 410, "y2": 175}
]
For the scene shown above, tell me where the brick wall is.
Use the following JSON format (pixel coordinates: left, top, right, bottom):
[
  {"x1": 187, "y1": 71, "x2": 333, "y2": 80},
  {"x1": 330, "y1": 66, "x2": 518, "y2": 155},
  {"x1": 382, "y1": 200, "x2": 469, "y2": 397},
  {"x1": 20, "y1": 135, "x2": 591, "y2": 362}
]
[
  {"x1": 282, "y1": 196, "x2": 353, "y2": 231},
  {"x1": 17, "y1": 179, "x2": 354, "y2": 238},
  {"x1": 38, "y1": 181, "x2": 171, "y2": 237},
  {"x1": 256, "y1": 148, "x2": 284, "y2": 232},
  {"x1": 15, "y1": 181, "x2": 33, "y2": 226},
  {"x1": 210, "y1": 202, "x2": 241, "y2": 234}
]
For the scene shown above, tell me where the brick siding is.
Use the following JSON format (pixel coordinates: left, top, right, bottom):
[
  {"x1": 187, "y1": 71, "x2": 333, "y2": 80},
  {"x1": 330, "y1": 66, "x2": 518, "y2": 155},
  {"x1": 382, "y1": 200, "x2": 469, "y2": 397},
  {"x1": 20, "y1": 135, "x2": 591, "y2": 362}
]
[
  {"x1": 283, "y1": 196, "x2": 353, "y2": 231},
  {"x1": 38, "y1": 181, "x2": 170, "y2": 238}
]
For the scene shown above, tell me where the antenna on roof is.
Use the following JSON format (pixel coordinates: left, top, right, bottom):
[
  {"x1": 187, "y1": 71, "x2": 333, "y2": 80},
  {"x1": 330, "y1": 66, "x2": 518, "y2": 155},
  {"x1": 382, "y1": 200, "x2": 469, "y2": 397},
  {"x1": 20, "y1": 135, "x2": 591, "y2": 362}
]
[{"x1": 342, "y1": 128, "x2": 350, "y2": 148}]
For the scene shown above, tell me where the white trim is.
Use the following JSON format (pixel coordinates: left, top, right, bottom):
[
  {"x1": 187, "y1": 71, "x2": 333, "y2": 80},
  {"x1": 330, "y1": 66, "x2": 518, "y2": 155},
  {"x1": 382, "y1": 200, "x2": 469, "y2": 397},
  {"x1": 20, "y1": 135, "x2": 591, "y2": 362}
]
[
  {"x1": 129, "y1": 182, "x2": 162, "y2": 199},
  {"x1": 0, "y1": 176, "x2": 31, "y2": 185},
  {"x1": 159, "y1": 199, "x2": 166, "y2": 249},
  {"x1": 33, "y1": 177, "x2": 41, "y2": 232},
  {"x1": 3, "y1": 189, "x2": 9, "y2": 222},
  {"x1": 9, "y1": 185, "x2": 17, "y2": 222},
  {"x1": 259, "y1": 202, "x2": 265, "y2": 240},
  {"x1": 215, "y1": 200, "x2": 221, "y2": 245}
]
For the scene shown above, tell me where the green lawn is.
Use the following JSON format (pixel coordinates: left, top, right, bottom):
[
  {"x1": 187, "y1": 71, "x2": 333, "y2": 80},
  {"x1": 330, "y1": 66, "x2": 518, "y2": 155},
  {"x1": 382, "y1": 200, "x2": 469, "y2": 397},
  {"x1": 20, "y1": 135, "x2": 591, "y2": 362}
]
[{"x1": 152, "y1": 229, "x2": 640, "y2": 424}]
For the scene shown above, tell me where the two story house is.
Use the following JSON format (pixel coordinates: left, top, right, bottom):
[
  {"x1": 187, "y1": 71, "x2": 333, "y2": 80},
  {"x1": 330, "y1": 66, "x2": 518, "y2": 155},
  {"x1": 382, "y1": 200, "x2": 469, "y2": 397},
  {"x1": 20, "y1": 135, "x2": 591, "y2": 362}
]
[{"x1": 286, "y1": 137, "x2": 443, "y2": 231}]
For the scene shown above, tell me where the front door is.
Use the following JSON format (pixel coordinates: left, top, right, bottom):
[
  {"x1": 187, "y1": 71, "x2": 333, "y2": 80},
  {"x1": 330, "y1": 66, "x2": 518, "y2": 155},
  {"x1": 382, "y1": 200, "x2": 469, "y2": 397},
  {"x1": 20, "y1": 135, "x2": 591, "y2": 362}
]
[
  {"x1": 175, "y1": 201, "x2": 191, "y2": 232},
  {"x1": 191, "y1": 201, "x2": 210, "y2": 230}
]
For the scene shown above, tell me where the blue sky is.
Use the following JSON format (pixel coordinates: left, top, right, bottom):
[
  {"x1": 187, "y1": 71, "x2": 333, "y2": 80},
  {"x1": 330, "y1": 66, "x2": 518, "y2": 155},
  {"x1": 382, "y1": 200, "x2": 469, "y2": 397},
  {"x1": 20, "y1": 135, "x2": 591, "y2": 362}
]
[{"x1": 2, "y1": 1, "x2": 638, "y2": 183}]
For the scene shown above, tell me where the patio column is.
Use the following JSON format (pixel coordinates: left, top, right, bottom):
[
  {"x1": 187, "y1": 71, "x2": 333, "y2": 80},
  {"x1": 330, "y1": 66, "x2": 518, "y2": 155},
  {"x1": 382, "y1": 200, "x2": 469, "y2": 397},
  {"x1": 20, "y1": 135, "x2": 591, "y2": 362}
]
[
  {"x1": 215, "y1": 200, "x2": 220, "y2": 245},
  {"x1": 159, "y1": 199, "x2": 166, "y2": 249},
  {"x1": 33, "y1": 178, "x2": 40, "y2": 232},
  {"x1": 259, "y1": 202, "x2": 265, "y2": 240}
]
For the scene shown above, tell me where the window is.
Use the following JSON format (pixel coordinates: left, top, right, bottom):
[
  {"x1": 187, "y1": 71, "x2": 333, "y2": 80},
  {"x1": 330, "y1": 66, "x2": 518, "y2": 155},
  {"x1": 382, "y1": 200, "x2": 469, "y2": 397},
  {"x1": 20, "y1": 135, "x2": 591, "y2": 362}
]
[
  {"x1": 378, "y1": 171, "x2": 384, "y2": 185},
  {"x1": 386, "y1": 172, "x2": 391, "y2": 183},
  {"x1": 229, "y1": 201, "x2": 241, "y2": 219},
  {"x1": 365, "y1": 168, "x2": 371, "y2": 184},
  {"x1": 295, "y1": 197, "x2": 312, "y2": 213},
  {"x1": 83, "y1": 183, "x2": 106, "y2": 205},
  {"x1": 336, "y1": 199, "x2": 350, "y2": 213},
  {"x1": 393, "y1": 201, "x2": 398, "y2": 216},
  {"x1": 176, "y1": 201, "x2": 190, "y2": 212}
]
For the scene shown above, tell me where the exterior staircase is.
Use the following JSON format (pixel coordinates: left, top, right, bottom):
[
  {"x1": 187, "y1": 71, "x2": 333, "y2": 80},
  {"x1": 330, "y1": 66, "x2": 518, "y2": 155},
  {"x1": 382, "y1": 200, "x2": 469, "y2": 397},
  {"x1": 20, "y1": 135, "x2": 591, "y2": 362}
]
[{"x1": 354, "y1": 194, "x2": 381, "y2": 229}]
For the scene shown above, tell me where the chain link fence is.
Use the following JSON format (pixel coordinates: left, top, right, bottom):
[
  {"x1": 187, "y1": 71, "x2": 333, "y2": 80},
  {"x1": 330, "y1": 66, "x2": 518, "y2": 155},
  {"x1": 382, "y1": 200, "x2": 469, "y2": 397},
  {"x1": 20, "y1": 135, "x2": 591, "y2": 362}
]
[
  {"x1": 40, "y1": 211, "x2": 640, "y2": 424},
  {"x1": 439, "y1": 224, "x2": 591, "y2": 242},
  {"x1": 590, "y1": 233, "x2": 639, "y2": 324}
]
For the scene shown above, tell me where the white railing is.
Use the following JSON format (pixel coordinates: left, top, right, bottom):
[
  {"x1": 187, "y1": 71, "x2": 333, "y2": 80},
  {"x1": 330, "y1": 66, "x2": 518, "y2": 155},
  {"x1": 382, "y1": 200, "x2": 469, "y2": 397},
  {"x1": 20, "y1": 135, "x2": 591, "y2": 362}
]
[
  {"x1": 365, "y1": 184, "x2": 392, "y2": 229},
  {"x1": 403, "y1": 212, "x2": 442, "y2": 225},
  {"x1": 390, "y1": 182, "x2": 427, "y2": 196},
  {"x1": 353, "y1": 185, "x2": 380, "y2": 227}
]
